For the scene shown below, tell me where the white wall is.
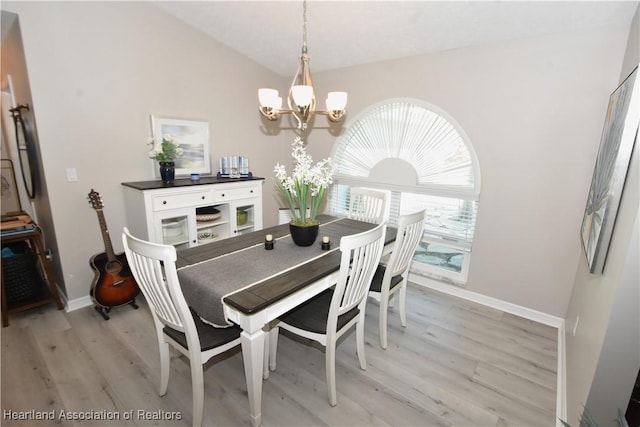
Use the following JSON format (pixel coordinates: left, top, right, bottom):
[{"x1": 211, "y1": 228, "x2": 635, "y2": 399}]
[
  {"x1": 564, "y1": 6, "x2": 640, "y2": 426},
  {"x1": 307, "y1": 25, "x2": 629, "y2": 317},
  {"x1": 2, "y1": 1, "x2": 291, "y2": 302}
]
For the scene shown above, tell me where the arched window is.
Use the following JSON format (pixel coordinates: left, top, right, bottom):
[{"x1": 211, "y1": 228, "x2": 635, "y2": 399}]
[{"x1": 329, "y1": 98, "x2": 481, "y2": 284}]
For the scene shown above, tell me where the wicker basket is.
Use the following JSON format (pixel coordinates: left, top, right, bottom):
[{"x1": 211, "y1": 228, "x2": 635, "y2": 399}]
[{"x1": 2, "y1": 244, "x2": 43, "y2": 304}]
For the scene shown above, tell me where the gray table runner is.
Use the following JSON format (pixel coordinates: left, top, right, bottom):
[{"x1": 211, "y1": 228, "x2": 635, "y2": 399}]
[{"x1": 178, "y1": 218, "x2": 350, "y2": 327}]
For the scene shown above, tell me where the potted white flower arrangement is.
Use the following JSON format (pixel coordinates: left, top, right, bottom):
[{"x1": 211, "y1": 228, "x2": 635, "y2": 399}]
[
  {"x1": 147, "y1": 134, "x2": 183, "y2": 183},
  {"x1": 274, "y1": 137, "x2": 334, "y2": 246}
]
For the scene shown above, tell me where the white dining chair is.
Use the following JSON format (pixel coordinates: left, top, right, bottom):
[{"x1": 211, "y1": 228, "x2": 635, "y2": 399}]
[
  {"x1": 268, "y1": 222, "x2": 386, "y2": 406},
  {"x1": 368, "y1": 209, "x2": 426, "y2": 349},
  {"x1": 122, "y1": 228, "x2": 241, "y2": 427},
  {"x1": 347, "y1": 187, "x2": 387, "y2": 224}
]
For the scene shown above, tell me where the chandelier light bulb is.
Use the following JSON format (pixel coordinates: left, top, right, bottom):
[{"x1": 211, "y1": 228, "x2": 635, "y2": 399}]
[
  {"x1": 326, "y1": 92, "x2": 348, "y2": 111},
  {"x1": 259, "y1": 88, "x2": 280, "y2": 108},
  {"x1": 292, "y1": 85, "x2": 314, "y2": 107}
]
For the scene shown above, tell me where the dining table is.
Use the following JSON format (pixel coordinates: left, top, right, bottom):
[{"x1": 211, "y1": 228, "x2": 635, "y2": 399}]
[{"x1": 175, "y1": 215, "x2": 397, "y2": 427}]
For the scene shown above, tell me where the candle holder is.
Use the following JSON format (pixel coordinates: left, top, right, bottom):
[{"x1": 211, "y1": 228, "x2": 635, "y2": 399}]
[
  {"x1": 265, "y1": 234, "x2": 274, "y2": 250},
  {"x1": 321, "y1": 236, "x2": 331, "y2": 251}
]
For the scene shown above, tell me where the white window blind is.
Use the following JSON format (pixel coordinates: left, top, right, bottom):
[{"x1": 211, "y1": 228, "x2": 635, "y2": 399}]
[
  {"x1": 332, "y1": 100, "x2": 478, "y2": 192},
  {"x1": 328, "y1": 99, "x2": 481, "y2": 284}
]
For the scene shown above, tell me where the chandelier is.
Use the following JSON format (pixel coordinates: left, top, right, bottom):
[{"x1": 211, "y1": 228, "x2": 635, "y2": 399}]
[{"x1": 258, "y1": 0, "x2": 347, "y2": 131}]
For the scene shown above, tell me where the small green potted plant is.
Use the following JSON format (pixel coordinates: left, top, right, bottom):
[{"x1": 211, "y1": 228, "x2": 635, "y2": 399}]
[
  {"x1": 147, "y1": 134, "x2": 183, "y2": 184},
  {"x1": 274, "y1": 137, "x2": 334, "y2": 246}
]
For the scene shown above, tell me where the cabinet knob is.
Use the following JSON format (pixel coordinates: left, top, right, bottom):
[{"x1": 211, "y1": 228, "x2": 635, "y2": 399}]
[
  {"x1": 201, "y1": 196, "x2": 205, "y2": 200},
  {"x1": 250, "y1": 190, "x2": 253, "y2": 193},
  {"x1": 221, "y1": 193, "x2": 225, "y2": 197},
  {"x1": 162, "y1": 201, "x2": 167, "y2": 205}
]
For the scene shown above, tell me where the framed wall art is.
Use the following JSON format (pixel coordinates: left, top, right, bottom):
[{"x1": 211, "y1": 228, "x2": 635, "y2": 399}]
[
  {"x1": 1, "y1": 159, "x2": 21, "y2": 215},
  {"x1": 151, "y1": 116, "x2": 211, "y2": 177},
  {"x1": 581, "y1": 66, "x2": 639, "y2": 274}
]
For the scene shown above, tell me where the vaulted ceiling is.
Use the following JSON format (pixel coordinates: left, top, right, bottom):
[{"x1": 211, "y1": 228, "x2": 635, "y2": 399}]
[{"x1": 155, "y1": 1, "x2": 638, "y2": 76}]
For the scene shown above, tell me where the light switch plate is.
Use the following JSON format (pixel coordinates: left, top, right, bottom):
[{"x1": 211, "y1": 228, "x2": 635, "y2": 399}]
[{"x1": 66, "y1": 168, "x2": 78, "y2": 182}]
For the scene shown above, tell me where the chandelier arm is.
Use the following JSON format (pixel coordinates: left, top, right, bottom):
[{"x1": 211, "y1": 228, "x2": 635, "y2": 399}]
[
  {"x1": 316, "y1": 109, "x2": 347, "y2": 122},
  {"x1": 258, "y1": 106, "x2": 279, "y2": 121}
]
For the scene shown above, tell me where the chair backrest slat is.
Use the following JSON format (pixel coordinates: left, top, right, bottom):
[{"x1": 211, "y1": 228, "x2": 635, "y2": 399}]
[
  {"x1": 332, "y1": 223, "x2": 386, "y2": 319},
  {"x1": 347, "y1": 188, "x2": 387, "y2": 224},
  {"x1": 123, "y1": 228, "x2": 192, "y2": 332},
  {"x1": 131, "y1": 252, "x2": 182, "y2": 327},
  {"x1": 387, "y1": 209, "x2": 427, "y2": 279}
]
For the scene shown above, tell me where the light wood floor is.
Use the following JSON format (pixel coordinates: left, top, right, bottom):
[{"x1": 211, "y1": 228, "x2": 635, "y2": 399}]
[{"x1": 1, "y1": 284, "x2": 557, "y2": 427}]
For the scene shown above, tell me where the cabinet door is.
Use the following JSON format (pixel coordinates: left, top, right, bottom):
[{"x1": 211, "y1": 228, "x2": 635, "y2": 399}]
[
  {"x1": 231, "y1": 201, "x2": 261, "y2": 236},
  {"x1": 153, "y1": 209, "x2": 197, "y2": 249}
]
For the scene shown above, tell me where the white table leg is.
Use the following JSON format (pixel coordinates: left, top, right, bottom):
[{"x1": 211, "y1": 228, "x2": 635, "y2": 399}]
[
  {"x1": 241, "y1": 328, "x2": 265, "y2": 427},
  {"x1": 263, "y1": 330, "x2": 270, "y2": 380}
]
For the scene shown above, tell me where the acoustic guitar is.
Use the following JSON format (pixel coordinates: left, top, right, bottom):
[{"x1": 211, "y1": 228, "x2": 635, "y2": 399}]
[{"x1": 87, "y1": 189, "x2": 139, "y2": 319}]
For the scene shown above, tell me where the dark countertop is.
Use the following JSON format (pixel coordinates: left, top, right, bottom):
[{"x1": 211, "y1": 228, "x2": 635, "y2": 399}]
[{"x1": 121, "y1": 176, "x2": 265, "y2": 191}]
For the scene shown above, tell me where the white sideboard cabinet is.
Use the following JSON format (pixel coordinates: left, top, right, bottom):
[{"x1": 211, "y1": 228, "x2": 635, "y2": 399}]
[{"x1": 122, "y1": 177, "x2": 264, "y2": 250}]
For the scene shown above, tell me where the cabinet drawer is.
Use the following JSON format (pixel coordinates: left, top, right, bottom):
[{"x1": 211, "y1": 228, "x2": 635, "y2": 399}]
[
  {"x1": 152, "y1": 191, "x2": 213, "y2": 211},
  {"x1": 213, "y1": 185, "x2": 258, "y2": 202}
]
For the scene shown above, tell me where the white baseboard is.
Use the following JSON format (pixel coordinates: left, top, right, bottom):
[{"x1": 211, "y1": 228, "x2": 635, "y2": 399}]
[
  {"x1": 556, "y1": 321, "x2": 567, "y2": 426},
  {"x1": 409, "y1": 274, "x2": 564, "y2": 327},
  {"x1": 64, "y1": 295, "x2": 93, "y2": 312},
  {"x1": 408, "y1": 273, "x2": 567, "y2": 426}
]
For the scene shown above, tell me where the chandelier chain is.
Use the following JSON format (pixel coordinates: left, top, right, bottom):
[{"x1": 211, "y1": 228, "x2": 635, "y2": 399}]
[{"x1": 302, "y1": 0, "x2": 307, "y2": 51}]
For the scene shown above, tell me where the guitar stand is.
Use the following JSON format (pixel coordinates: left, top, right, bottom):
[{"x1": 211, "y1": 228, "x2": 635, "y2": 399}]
[{"x1": 94, "y1": 298, "x2": 139, "y2": 321}]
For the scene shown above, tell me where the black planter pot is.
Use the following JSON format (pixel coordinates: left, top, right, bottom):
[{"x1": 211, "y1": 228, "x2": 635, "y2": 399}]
[
  {"x1": 289, "y1": 222, "x2": 319, "y2": 247},
  {"x1": 159, "y1": 161, "x2": 175, "y2": 184}
]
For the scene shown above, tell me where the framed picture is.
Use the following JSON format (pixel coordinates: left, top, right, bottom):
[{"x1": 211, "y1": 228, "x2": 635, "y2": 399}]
[
  {"x1": 151, "y1": 116, "x2": 211, "y2": 177},
  {"x1": 581, "y1": 66, "x2": 639, "y2": 274},
  {"x1": 1, "y1": 159, "x2": 22, "y2": 215}
]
